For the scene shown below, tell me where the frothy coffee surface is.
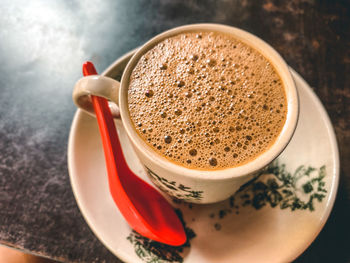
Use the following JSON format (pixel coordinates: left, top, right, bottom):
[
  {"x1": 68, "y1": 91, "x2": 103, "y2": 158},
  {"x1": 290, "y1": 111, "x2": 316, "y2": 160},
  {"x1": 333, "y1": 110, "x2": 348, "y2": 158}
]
[{"x1": 128, "y1": 31, "x2": 287, "y2": 170}]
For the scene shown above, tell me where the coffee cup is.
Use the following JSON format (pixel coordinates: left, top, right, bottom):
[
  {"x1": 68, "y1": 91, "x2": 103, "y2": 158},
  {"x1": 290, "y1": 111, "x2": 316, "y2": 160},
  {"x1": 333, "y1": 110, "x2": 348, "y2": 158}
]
[{"x1": 73, "y1": 24, "x2": 299, "y2": 204}]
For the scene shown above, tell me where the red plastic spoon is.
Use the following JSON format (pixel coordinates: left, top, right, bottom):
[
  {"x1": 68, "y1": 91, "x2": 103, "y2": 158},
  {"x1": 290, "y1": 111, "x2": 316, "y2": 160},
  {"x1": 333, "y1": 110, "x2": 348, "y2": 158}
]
[{"x1": 82, "y1": 61, "x2": 186, "y2": 246}]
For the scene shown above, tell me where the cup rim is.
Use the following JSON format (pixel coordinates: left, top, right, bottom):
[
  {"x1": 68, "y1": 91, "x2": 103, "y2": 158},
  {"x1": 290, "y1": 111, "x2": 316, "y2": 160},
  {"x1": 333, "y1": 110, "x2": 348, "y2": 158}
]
[{"x1": 117, "y1": 23, "x2": 299, "y2": 180}]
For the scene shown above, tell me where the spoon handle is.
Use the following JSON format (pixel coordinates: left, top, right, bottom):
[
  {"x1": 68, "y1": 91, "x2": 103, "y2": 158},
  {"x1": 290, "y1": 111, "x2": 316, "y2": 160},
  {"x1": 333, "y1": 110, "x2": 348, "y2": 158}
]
[{"x1": 82, "y1": 62, "x2": 128, "y2": 211}]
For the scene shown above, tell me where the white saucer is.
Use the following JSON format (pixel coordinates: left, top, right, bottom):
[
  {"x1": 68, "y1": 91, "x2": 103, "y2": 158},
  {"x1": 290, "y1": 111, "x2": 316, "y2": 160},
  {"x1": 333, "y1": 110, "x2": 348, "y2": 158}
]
[{"x1": 68, "y1": 51, "x2": 339, "y2": 263}]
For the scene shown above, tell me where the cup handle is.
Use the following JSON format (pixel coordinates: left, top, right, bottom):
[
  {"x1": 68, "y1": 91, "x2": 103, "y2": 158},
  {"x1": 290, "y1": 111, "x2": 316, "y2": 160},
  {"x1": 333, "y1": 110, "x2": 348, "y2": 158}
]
[{"x1": 73, "y1": 75, "x2": 121, "y2": 118}]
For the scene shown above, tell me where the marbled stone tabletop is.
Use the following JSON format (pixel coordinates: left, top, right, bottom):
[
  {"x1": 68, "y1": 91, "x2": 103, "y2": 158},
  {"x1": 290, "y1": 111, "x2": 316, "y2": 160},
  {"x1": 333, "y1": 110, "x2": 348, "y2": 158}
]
[{"x1": 0, "y1": 0, "x2": 349, "y2": 262}]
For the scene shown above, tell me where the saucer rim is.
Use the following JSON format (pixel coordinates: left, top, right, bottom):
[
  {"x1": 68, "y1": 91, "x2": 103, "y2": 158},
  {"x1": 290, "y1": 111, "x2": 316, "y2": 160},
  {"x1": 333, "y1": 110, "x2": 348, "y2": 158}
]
[{"x1": 287, "y1": 68, "x2": 339, "y2": 262}]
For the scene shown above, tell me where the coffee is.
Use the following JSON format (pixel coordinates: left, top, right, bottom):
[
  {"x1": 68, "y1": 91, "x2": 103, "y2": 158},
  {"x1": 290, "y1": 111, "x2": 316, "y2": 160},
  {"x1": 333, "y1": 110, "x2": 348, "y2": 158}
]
[{"x1": 128, "y1": 31, "x2": 287, "y2": 170}]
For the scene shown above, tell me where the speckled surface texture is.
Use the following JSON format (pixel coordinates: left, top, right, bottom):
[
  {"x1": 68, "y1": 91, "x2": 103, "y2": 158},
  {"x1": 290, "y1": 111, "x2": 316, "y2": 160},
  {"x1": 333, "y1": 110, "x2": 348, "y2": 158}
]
[{"x1": 0, "y1": 0, "x2": 349, "y2": 262}]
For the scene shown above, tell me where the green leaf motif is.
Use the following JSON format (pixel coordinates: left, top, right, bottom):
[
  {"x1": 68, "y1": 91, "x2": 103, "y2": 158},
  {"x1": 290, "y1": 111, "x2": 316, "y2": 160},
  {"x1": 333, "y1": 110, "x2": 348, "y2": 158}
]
[
  {"x1": 127, "y1": 209, "x2": 196, "y2": 263},
  {"x1": 303, "y1": 182, "x2": 313, "y2": 193},
  {"x1": 145, "y1": 166, "x2": 203, "y2": 201},
  {"x1": 238, "y1": 161, "x2": 328, "y2": 211}
]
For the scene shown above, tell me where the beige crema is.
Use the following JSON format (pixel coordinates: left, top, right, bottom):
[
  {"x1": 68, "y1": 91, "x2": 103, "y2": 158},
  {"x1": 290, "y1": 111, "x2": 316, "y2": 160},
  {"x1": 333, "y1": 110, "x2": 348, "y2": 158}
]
[{"x1": 128, "y1": 31, "x2": 287, "y2": 170}]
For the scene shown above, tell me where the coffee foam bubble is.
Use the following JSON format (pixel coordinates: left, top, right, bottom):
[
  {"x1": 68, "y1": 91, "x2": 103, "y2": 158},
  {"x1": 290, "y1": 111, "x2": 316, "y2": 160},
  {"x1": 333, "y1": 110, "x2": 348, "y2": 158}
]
[{"x1": 128, "y1": 32, "x2": 287, "y2": 170}]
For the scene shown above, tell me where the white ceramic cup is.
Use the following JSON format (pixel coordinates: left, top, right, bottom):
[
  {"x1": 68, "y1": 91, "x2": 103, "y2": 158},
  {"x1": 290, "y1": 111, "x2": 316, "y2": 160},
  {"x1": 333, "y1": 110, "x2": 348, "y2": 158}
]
[{"x1": 73, "y1": 24, "x2": 299, "y2": 204}]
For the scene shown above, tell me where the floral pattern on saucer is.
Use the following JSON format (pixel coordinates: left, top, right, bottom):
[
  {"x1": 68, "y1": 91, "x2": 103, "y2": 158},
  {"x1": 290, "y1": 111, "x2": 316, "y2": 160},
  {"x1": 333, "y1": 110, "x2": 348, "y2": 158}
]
[{"x1": 127, "y1": 160, "x2": 327, "y2": 263}]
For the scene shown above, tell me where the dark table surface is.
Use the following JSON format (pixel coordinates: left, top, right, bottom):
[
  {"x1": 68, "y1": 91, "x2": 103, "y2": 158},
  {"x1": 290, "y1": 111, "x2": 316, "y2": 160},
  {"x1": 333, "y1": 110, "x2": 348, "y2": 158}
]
[{"x1": 0, "y1": 0, "x2": 349, "y2": 262}]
